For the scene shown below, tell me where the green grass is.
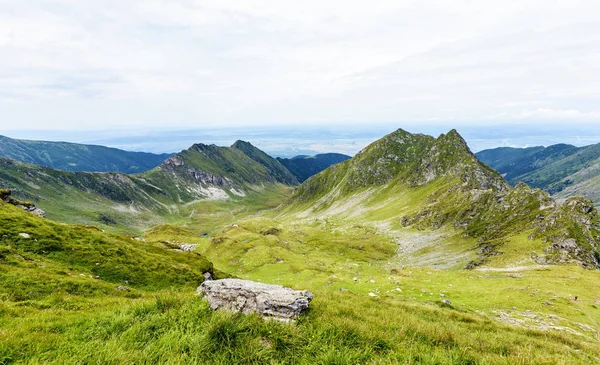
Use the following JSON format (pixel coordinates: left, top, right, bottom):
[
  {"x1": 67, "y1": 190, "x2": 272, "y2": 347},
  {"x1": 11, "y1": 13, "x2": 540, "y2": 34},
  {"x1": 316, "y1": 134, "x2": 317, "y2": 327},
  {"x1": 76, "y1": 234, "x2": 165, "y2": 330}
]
[
  {"x1": 3, "y1": 129, "x2": 600, "y2": 364},
  {"x1": 4, "y1": 186, "x2": 600, "y2": 363},
  {"x1": 2, "y1": 290, "x2": 599, "y2": 364},
  {"x1": 0, "y1": 201, "x2": 215, "y2": 294}
]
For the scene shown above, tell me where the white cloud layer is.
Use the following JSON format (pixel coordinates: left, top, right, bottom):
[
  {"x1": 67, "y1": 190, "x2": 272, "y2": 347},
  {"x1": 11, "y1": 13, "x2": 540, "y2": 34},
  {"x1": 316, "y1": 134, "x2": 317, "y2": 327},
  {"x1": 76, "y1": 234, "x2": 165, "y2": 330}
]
[{"x1": 1, "y1": 0, "x2": 599, "y2": 130}]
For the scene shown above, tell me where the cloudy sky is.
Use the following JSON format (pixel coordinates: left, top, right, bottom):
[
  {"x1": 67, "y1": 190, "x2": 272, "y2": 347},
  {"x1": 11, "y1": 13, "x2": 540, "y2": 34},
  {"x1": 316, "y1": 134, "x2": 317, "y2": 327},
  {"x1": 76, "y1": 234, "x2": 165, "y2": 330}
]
[{"x1": 1, "y1": 0, "x2": 600, "y2": 133}]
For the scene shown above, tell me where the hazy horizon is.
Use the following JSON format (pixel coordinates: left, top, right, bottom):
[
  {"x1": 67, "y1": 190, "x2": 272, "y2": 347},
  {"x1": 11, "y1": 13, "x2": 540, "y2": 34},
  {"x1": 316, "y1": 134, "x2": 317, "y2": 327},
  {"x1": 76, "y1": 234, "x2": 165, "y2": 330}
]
[
  {"x1": 2, "y1": 123, "x2": 600, "y2": 158},
  {"x1": 2, "y1": 1, "x2": 600, "y2": 157}
]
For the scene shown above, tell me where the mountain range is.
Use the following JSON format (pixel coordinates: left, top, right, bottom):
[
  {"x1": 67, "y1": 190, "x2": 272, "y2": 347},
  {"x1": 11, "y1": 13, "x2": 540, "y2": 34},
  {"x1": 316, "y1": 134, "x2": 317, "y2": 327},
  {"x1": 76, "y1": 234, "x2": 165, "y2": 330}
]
[
  {"x1": 0, "y1": 140, "x2": 299, "y2": 230},
  {"x1": 2, "y1": 128, "x2": 600, "y2": 363},
  {"x1": 283, "y1": 129, "x2": 599, "y2": 268},
  {"x1": 0, "y1": 134, "x2": 173, "y2": 173},
  {"x1": 477, "y1": 142, "x2": 600, "y2": 205}
]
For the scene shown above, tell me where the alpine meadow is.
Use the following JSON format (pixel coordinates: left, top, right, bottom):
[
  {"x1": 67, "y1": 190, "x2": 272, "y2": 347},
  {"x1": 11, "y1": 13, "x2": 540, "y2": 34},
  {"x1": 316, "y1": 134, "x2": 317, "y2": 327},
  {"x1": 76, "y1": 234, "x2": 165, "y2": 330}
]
[
  {"x1": 1, "y1": 128, "x2": 600, "y2": 364},
  {"x1": 2, "y1": 1, "x2": 600, "y2": 364}
]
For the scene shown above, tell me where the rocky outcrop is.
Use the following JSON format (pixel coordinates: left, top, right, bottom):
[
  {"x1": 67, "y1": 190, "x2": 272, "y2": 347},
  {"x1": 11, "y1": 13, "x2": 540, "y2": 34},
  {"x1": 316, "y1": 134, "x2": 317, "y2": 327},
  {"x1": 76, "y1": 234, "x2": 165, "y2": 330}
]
[
  {"x1": 17, "y1": 204, "x2": 46, "y2": 218},
  {"x1": 197, "y1": 279, "x2": 313, "y2": 322},
  {"x1": 532, "y1": 197, "x2": 600, "y2": 268},
  {"x1": 1, "y1": 189, "x2": 45, "y2": 218},
  {"x1": 160, "y1": 157, "x2": 233, "y2": 187}
]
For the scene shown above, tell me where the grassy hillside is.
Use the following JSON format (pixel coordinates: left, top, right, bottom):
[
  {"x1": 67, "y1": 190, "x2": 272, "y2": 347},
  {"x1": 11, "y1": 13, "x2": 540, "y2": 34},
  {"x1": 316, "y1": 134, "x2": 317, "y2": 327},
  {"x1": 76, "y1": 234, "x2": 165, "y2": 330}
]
[
  {"x1": 3, "y1": 129, "x2": 600, "y2": 363},
  {"x1": 2, "y1": 200, "x2": 600, "y2": 363},
  {"x1": 277, "y1": 153, "x2": 351, "y2": 182},
  {"x1": 232, "y1": 140, "x2": 298, "y2": 185},
  {"x1": 283, "y1": 129, "x2": 600, "y2": 269},
  {"x1": 0, "y1": 134, "x2": 172, "y2": 173},
  {"x1": 0, "y1": 141, "x2": 296, "y2": 232}
]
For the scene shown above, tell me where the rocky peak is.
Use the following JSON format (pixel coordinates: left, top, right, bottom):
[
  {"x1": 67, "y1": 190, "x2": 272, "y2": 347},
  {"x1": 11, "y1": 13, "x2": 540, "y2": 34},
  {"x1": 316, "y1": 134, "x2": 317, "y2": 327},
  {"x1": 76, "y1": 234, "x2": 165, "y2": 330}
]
[
  {"x1": 343, "y1": 128, "x2": 506, "y2": 191},
  {"x1": 231, "y1": 140, "x2": 253, "y2": 149}
]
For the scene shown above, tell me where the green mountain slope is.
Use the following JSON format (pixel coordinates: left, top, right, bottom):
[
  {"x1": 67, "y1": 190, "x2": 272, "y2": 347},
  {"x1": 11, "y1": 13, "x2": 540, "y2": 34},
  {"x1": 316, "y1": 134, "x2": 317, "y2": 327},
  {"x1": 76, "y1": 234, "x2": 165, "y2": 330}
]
[
  {"x1": 0, "y1": 135, "x2": 172, "y2": 173},
  {"x1": 477, "y1": 143, "x2": 600, "y2": 205},
  {"x1": 0, "y1": 195, "x2": 217, "y2": 299},
  {"x1": 476, "y1": 144, "x2": 579, "y2": 184},
  {"x1": 277, "y1": 153, "x2": 351, "y2": 182},
  {"x1": 282, "y1": 129, "x2": 600, "y2": 269},
  {"x1": 231, "y1": 140, "x2": 298, "y2": 185},
  {"x1": 3, "y1": 132, "x2": 600, "y2": 363},
  {"x1": 0, "y1": 141, "x2": 294, "y2": 231}
]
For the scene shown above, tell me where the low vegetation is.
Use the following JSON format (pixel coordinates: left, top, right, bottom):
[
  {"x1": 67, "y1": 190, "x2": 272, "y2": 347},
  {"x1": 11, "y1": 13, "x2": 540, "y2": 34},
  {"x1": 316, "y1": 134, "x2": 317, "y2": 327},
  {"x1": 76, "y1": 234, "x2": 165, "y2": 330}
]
[{"x1": 2, "y1": 129, "x2": 600, "y2": 363}]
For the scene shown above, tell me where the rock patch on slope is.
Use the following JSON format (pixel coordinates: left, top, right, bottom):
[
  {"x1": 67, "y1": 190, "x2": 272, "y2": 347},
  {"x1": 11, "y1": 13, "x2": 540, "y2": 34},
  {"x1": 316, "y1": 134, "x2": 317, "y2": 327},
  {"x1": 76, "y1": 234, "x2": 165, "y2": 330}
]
[{"x1": 1, "y1": 189, "x2": 45, "y2": 217}]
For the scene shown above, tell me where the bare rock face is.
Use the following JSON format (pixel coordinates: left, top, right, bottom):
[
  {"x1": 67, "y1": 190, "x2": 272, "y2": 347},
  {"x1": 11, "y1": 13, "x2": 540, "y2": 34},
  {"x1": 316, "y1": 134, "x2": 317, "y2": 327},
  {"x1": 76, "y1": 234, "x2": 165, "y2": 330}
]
[{"x1": 198, "y1": 279, "x2": 313, "y2": 322}]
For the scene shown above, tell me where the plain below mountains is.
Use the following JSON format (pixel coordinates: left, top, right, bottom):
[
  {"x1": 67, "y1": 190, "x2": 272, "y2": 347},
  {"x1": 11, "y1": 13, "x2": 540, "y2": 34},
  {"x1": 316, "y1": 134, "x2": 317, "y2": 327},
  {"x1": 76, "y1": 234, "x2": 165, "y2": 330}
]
[
  {"x1": 0, "y1": 134, "x2": 173, "y2": 173},
  {"x1": 477, "y1": 142, "x2": 600, "y2": 205}
]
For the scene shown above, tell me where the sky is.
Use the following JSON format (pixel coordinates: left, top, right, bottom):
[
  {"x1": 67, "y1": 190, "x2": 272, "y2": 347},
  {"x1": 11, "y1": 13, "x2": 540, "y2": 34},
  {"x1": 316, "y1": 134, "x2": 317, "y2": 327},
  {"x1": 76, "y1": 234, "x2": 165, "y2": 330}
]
[{"x1": 1, "y1": 1, "x2": 600, "y2": 153}]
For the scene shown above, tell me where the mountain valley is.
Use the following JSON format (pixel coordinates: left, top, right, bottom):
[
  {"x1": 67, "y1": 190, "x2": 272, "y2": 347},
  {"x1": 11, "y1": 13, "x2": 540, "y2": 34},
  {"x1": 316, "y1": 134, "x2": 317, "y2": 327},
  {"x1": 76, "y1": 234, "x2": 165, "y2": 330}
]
[{"x1": 1, "y1": 130, "x2": 600, "y2": 363}]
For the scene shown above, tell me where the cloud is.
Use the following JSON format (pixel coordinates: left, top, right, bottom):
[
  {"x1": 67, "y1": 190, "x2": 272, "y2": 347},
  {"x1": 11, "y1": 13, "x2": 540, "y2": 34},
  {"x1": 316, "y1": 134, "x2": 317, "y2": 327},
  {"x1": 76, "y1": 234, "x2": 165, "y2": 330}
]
[{"x1": 0, "y1": 0, "x2": 599, "y2": 130}]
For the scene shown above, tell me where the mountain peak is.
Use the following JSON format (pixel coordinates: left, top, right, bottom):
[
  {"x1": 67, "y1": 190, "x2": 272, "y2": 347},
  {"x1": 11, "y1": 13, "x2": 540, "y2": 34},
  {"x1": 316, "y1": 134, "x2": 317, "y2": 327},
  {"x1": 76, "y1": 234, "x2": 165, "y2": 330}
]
[
  {"x1": 290, "y1": 129, "x2": 507, "y2": 206},
  {"x1": 231, "y1": 140, "x2": 253, "y2": 149},
  {"x1": 231, "y1": 140, "x2": 299, "y2": 185},
  {"x1": 437, "y1": 129, "x2": 468, "y2": 148},
  {"x1": 348, "y1": 128, "x2": 505, "y2": 191}
]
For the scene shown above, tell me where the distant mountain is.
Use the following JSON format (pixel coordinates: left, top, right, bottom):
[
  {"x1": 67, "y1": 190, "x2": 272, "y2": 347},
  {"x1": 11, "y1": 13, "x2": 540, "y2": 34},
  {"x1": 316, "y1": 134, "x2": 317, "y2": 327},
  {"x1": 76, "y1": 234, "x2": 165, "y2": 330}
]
[
  {"x1": 0, "y1": 141, "x2": 294, "y2": 230},
  {"x1": 232, "y1": 140, "x2": 298, "y2": 185},
  {"x1": 276, "y1": 153, "x2": 351, "y2": 182},
  {"x1": 475, "y1": 144, "x2": 579, "y2": 184},
  {"x1": 0, "y1": 135, "x2": 172, "y2": 173},
  {"x1": 282, "y1": 129, "x2": 600, "y2": 268},
  {"x1": 477, "y1": 143, "x2": 600, "y2": 204}
]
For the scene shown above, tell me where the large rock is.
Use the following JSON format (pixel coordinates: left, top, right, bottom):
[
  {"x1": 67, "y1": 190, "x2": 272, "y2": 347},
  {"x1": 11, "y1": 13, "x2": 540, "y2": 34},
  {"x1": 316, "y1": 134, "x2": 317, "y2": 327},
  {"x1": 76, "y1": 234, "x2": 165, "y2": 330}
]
[{"x1": 197, "y1": 279, "x2": 313, "y2": 321}]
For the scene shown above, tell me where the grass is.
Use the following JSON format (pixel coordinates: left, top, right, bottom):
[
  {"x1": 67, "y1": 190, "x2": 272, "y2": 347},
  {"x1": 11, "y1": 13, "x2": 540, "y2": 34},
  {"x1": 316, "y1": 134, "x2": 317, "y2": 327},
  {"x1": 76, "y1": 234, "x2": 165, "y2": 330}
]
[
  {"x1": 4, "y1": 185, "x2": 600, "y2": 363},
  {"x1": 0, "y1": 201, "x2": 215, "y2": 295},
  {"x1": 3, "y1": 128, "x2": 600, "y2": 363},
  {"x1": 2, "y1": 290, "x2": 599, "y2": 364}
]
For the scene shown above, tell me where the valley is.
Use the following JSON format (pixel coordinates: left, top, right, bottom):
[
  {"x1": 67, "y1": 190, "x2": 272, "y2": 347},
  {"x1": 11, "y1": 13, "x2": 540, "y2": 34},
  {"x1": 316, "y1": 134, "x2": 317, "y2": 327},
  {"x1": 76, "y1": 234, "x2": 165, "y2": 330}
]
[{"x1": 1, "y1": 129, "x2": 600, "y2": 363}]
